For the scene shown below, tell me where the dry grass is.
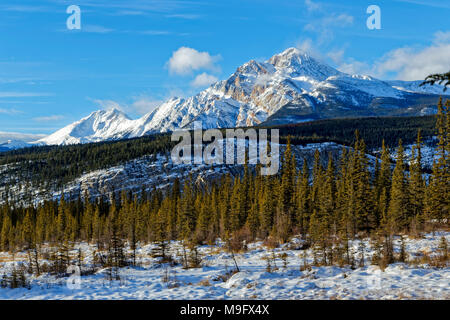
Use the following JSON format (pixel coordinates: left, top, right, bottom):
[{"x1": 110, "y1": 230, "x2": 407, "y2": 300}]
[
  {"x1": 198, "y1": 279, "x2": 211, "y2": 286},
  {"x1": 212, "y1": 269, "x2": 239, "y2": 282},
  {"x1": 263, "y1": 237, "x2": 279, "y2": 249},
  {"x1": 411, "y1": 251, "x2": 449, "y2": 268},
  {"x1": 0, "y1": 255, "x2": 27, "y2": 263}
]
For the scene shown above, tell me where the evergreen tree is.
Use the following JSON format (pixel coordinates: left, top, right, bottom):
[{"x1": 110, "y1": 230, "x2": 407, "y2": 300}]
[
  {"x1": 295, "y1": 158, "x2": 310, "y2": 237},
  {"x1": 388, "y1": 139, "x2": 410, "y2": 231},
  {"x1": 409, "y1": 130, "x2": 425, "y2": 226}
]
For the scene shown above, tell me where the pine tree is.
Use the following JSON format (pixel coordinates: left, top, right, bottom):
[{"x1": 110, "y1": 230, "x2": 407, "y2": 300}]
[
  {"x1": 167, "y1": 179, "x2": 181, "y2": 239},
  {"x1": 388, "y1": 139, "x2": 410, "y2": 231},
  {"x1": 179, "y1": 175, "x2": 196, "y2": 242},
  {"x1": 92, "y1": 205, "x2": 102, "y2": 249},
  {"x1": 56, "y1": 195, "x2": 67, "y2": 242},
  {"x1": 21, "y1": 209, "x2": 34, "y2": 249},
  {"x1": 424, "y1": 98, "x2": 449, "y2": 223},
  {"x1": 409, "y1": 130, "x2": 425, "y2": 226},
  {"x1": 229, "y1": 178, "x2": 242, "y2": 233},
  {"x1": 375, "y1": 140, "x2": 392, "y2": 226},
  {"x1": 278, "y1": 137, "x2": 296, "y2": 220},
  {"x1": 219, "y1": 174, "x2": 232, "y2": 238},
  {"x1": 195, "y1": 194, "x2": 211, "y2": 243},
  {"x1": 319, "y1": 154, "x2": 336, "y2": 234},
  {"x1": 295, "y1": 158, "x2": 310, "y2": 237},
  {"x1": 353, "y1": 137, "x2": 375, "y2": 231},
  {"x1": 0, "y1": 211, "x2": 13, "y2": 251},
  {"x1": 127, "y1": 195, "x2": 141, "y2": 266},
  {"x1": 260, "y1": 176, "x2": 275, "y2": 237},
  {"x1": 246, "y1": 199, "x2": 260, "y2": 240}
]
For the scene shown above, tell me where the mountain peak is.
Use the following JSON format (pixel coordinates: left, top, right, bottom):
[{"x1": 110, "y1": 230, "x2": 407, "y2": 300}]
[
  {"x1": 270, "y1": 47, "x2": 313, "y2": 62},
  {"x1": 88, "y1": 108, "x2": 131, "y2": 121},
  {"x1": 278, "y1": 47, "x2": 304, "y2": 57},
  {"x1": 267, "y1": 47, "x2": 340, "y2": 80}
]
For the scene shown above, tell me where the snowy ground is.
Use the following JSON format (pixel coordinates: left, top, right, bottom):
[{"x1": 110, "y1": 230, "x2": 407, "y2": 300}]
[{"x1": 0, "y1": 231, "x2": 448, "y2": 300}]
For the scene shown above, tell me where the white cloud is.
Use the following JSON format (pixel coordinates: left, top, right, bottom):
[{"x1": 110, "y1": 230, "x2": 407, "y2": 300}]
[
  {"x1": 327, "y1": 49, "x2": 345, "y2": 64},
  {"x1": 374, "y1": 43, "x2": 450, "y2": 80},
  {"x1": 0, "y1": 92, "x2": 52, "y2": 98},
  {"x1": 295, "y1": 38, "x2": 325, "y2": 60},
  {"x1": 304, "y1": 13, "x2": 354, "y2": 43},
  {"x1": 90, "y1": 97, "x2": 163, "y2": 116},
  {"x1": 92, "y1": 99, "x2": 125, "y2": 111},
  {"x1": 131, "y1": 97, "x2": 163, "y2": 115},
  {"x1": 166, "y1": 14, "x2": 201, "y2": 19},
  {"x1": 335, "y1": 31, "x2": 450, "y2": 80},
  {"x1": 255, "y1": 74, "x2": 274, "y2": 86},
  {"x1": 305, "y1": 13, "x2": 353, "y2": 31},
  {"x1": 394, "y1": 0, "x2": 450, "y2": 9},
  {"x1": 167, "y1": 47, "x2": 221, "y2": 75},
  {"x1": 337, "y1": 59, "x2": 372, "y2": 75},
  {"x1": 83, "y1": 25, "x2": 114, "y2": 33},
  {"x1": 115, "y1": 10, "x2": 145, "y2": 16},
  {"x1": 305, "y1": 0, "x2": 321, "y2": 12},
  {"x1": 0, "y1": 108, "x2": 22, "y2": 115},
  {"x1": 141, "y1": 30, "x2": 171, "y2": 35},
  {"x1": 33, "y1": 115, "x2": 65, "y2": 122},
  {"x1": 306, "y1": 13, "x2": 353, "y2": 28},
  {"x1": 0, "y1": 5, "x2": 49, "y2": 12},
  {"x1": 434, "y1": 30, "x2": 450, "y2": 44},
  {"x1": 190, "y1": 73, "x2": 218, "y2": 88}
]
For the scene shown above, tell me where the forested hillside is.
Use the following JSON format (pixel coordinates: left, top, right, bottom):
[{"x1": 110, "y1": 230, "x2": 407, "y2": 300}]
[{"x1": 0, "y1": 115, "x2": 438, "y2": 190}]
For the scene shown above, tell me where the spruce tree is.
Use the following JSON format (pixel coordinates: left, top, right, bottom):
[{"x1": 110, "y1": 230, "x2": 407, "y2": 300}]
[
  {"x1": 388, "y1": 139, "x2": 410, "y2": 231},
  {"x1": 295, "y1": 158, "x2": 310, "y2": 237},
  {"x1": 409, "y1": 130, "x2": 425, "y2": 226}
]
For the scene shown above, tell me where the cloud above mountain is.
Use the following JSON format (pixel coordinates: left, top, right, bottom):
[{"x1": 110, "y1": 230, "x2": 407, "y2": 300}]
[
  {"x1": 337, "y1": 31, "x2": 450, "y2": 80},
  {"x1": 167, "y1": 47, "x2": 221, "y2": 75},
  {"x1": 131, "y1": 97, "x2": 164, "y2": 115},
  {"x1": 190, "y1": 73, "x2": 218, "y2": 88},
  {"x1": 374, "y1": 32, "x2": 450, "y2": 80}
]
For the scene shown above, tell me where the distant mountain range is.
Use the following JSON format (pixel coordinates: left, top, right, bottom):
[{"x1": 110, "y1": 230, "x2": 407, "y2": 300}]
[
  {"x1": 2, "y1": 47, "x2": 447, "y2": 149},
  {"x1": 0, "y1": 132, "x2": 46, "y2": 151}
]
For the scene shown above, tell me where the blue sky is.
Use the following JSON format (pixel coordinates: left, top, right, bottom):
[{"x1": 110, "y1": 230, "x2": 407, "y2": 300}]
[{"x1": 0, "y1": 0, "x2": 449, "y2": 135}]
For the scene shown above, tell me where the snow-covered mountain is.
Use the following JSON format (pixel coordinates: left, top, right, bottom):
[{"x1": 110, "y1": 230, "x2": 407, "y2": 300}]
[
  {"x1": 0, "y1": 139, "x2": 31, "y2": 151},
  {"x1": 38, "y1": 108, "x2": 135, "y2": 145},
  {"x1": 39, "y1": 47, "x2": 447, "y2": 146},
  {"x1": 0, "y1": 132, "x2": 47, "y2": 151}
]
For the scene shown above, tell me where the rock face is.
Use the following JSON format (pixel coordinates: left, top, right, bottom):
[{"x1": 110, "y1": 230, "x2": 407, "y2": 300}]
[{"x1": 38, "y1": 47, "x2": 447, "y2": 146}]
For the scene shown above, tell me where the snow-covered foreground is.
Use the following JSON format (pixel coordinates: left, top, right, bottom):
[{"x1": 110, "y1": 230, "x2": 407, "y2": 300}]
[{"x1": 0, "y1": 232, "x2": 448, "y2": 300}]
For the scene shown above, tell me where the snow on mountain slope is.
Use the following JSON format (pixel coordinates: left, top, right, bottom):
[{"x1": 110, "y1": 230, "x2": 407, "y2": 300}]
[
  {"x1": 0, "y1": 139, "x2": 32, "y2": 151},
  {"x1": 38, "y1": 47, "x2": 448, "y2": 146},
  {"x1": 387, "y1": 80, "x2": 446, "y2": 95},
  {"x1": 0, "y1": 132, "x2": 46, "y2": 151},
  {"x1": 38, "y1": 108, "x2": 134, "y2": 145}
]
